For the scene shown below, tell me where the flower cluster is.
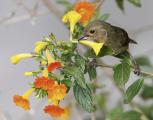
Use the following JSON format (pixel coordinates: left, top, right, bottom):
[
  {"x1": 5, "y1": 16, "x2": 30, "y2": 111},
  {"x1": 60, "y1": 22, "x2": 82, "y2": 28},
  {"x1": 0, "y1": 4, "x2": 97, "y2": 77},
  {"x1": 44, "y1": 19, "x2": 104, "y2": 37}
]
[
  {"x1": 11, "y1": 38, "x2": 69, "y2": 119},
  {"x1": 62, "y1": 1, "x2": 96, "y2": 33},
  {"x1": 11, "y1": 1, "x2": 101, "y2": 119}
]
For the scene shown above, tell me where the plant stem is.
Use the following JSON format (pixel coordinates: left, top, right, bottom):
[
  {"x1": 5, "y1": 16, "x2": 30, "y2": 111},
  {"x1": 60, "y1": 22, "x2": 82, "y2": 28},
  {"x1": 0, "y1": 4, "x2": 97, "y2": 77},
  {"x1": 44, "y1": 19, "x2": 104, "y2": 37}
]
[{"x1": 96, "y1": 60, "x2": 153, "y2": 78}]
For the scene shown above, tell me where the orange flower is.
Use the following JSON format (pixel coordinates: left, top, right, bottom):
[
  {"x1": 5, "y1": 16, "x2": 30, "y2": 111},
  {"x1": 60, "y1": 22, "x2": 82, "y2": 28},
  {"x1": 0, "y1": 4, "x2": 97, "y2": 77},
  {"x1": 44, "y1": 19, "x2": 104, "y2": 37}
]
[
  {"x1": 48, "y1": 62, "x2": 62, "y2": 72},
  {"x1": 13, "y1": 95, "x2": 30, "y2": 110},
  {"x1": 34, "y1": 77, "x2": 55, "y2": 90},
  {"x1": 47, "y1": 84, "x2": 67, "y2": 101},
  {"x1": 44, "y1": 105, "x2": 64, "y2": 117},
  {"x1": 13, "y1": 88, "x2": 34, "y2": 110},
  {"x1": 74, "y1": 1, "x2": 95, "y2": 23}
]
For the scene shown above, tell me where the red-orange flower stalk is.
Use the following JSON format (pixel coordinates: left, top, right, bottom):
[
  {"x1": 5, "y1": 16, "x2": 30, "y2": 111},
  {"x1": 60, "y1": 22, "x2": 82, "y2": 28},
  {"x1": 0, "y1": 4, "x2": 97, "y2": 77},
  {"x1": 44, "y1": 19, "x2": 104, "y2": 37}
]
[
  {"x1": 48, "y1": 61, "x2": 62, "y2": 72},
  {"x1": 44, "y1": 105, "x2": 65, "y2": 117},
  {"x1": 47, "y1": 84, "x2": 67, "y2": 101},
  {"x1": 13, "y1": 88, "x2": 34, "y2": 110},
  {"x1": 34, "y1": 77, "x2": 55, "y2": 90},
  {"x1": 74, "y1": 1, "x2": 95, "y2": 24}
]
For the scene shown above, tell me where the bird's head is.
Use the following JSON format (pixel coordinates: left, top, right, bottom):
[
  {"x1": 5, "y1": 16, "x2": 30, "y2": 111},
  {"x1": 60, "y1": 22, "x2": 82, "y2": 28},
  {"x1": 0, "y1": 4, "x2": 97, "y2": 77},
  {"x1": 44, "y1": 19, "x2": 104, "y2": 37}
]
[
  {"x1": 79, "y1": 20, "x2": 107, "y2": 43},
  {"x1": 78, "y1": 21, "x2": 107, "y2": 55}
]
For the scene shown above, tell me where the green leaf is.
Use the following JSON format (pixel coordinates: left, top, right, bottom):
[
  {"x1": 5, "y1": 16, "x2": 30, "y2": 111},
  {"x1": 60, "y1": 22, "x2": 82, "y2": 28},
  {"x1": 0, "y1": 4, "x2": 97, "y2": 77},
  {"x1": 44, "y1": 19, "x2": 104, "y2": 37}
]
[
  {"x1": 61, "y1": 79, "x2": 72, "y2": 88},
  {"x1": 56, "y1": 0, "x2": 71, "y2": 6},
  {"x1": 128, "y1": 0, "x2": 141, "y2": 7},
  {"x1": 135, "y1": 56, "x2": 151, "y2": 67},
  {"x1": 124, "y1": 78, "x2": 144, "y2": 103},
  {"x1": 73, "y1": 82, "x2": 95, "y2": 112},
  {"x1": 75, "y1": 55, "x2": 86, "y2": 72},
  {"x1": 107, "y1": 107, "x2": 123, "y2": 120},
  {"x1": 34, "y1": 88, "x2": 48, "y2": 99},
  {"x1": 63, "y1": 66, "x2": 86, "y2": 89},
  {"x1": 140, "y1": 105, "x2": 153, "y2": 120},
  {"x1": 120, "y1": 111, "x2": 142, "y2": 120},
  {"x1": 113, "y1": 62, "x2": 131, "y2": 87},
  {"x1": 141, "y1": 85, "x2": 153, "y2": 99},
  {"x1": 116, "y1": 0, "x2": 124, "y2": 10},
  {"x1": 100, "y1": 13, "x2": 110, "y2": 21},
  {"x1": 115, "y1": 51, "x2": 131, "y2": 64},
  {"x1": 88, "y1": 65, "x2": 97, "y2": 81}
]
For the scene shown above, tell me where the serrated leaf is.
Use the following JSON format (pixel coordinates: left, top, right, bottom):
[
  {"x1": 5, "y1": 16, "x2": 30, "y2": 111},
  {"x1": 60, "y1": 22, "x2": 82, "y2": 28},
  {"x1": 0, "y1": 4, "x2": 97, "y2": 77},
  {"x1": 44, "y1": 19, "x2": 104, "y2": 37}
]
[
  {"x1": 116, "y1": 0, "x2": 124, "y2": 10},
  {"x1": 124, "y1": 78, "x2": 144, "y2": 103},
  {"x1": 75, "y1": 55, "x2": 86, "y2": 72},
  {"x1": 63, "y1": 66, "x2": 86, "y2": 88},
  {"x1": 100, "y1": 13, "x2": 110, "y2": 21},
  {"x1": 113, "y1": 62, "x2": 131, "y2": 87},
  {"x1": 128, "y1": 0, "x2": 141, "y2": 7},
  {"x1": 88, "y1": 66, "x2": 97, "y2": 81},
  {"x1": 73, "y1": 83, "x2": 95, "y2": 112},
  {"x1": 141, "y1": 85, "x2": 153, "y2": 99}
]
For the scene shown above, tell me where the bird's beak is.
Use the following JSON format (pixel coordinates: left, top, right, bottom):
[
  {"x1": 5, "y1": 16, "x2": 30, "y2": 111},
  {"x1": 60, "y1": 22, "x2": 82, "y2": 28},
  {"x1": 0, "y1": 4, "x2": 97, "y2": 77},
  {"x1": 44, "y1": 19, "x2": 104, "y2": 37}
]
[{"x1": 78, "y1": 35, "x2": 89, "y2": 41}]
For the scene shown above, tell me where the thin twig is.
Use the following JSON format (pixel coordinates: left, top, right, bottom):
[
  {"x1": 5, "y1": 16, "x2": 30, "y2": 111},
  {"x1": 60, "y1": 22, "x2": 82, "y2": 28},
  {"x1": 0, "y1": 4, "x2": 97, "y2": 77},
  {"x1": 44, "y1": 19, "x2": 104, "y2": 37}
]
[
  {"x1": 41, "y1": 0, "x2": 62, "y2": 18},
  {"x1": 95, "y1": 0, "x2": 105, "y2": 10},
  {"x1": 96, "y1": 60, "x2": 153, "y2": 78},
  {"x1": 0, "y1": 11, "x2": 49, "y2": 25}
]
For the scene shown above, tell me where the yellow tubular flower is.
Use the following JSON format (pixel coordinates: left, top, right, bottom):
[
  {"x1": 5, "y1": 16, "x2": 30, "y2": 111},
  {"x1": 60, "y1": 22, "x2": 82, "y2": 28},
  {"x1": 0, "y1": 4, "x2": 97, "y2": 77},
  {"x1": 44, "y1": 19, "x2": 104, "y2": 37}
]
[
  {"x1": 22, "y1": 88, "x2": 35, "y2": 99},
  {"x1": 10, "y1": 53, "x2": 33, "y2": 64},
  {"x1": 24, "y1": 72, "x2": 33, "y2": 77},
  {"x1": 60, "y1": 106, "x2": 70, "y2": 120},
  {"x1": 79, "y1": 40, "x2": 104, "y2": 56},
  {"x1": 42, "y1": 69, "x2": 48, "y2": 77},
  {"x1": 62, "y1": 10, "x2": 81, "y2": 33},
  {"x1": 45, "y1": 49, "x2": 55, "y2": 64},
  {"x1": 34, "y1": 41, "x2": 49, "y2": 53}
]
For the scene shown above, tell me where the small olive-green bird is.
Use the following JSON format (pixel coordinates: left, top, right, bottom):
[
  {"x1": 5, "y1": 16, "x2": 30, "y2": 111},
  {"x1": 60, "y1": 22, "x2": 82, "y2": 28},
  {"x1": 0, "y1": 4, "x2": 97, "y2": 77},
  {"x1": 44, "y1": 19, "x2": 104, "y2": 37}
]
[
  {"x1": 79, "y1": 20, "x2": 140, "y2": 75},
  {"x1": 79, "y1": 20, "x2": 137, "y2": 55}
]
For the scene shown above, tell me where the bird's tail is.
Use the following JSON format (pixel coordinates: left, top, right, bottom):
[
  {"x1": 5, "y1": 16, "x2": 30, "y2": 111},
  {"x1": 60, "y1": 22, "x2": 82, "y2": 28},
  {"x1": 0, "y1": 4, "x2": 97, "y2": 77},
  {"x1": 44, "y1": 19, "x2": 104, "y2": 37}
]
[{"x1": 130, "y1": 39, "x2": 137, "y2": 44}]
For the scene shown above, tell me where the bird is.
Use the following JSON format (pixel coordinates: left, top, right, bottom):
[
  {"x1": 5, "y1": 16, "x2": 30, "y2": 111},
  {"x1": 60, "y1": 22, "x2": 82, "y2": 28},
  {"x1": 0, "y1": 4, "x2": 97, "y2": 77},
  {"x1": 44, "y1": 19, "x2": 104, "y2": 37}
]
[{"x1": 79, "y1": 20, "x2": 140, "y2": 75}]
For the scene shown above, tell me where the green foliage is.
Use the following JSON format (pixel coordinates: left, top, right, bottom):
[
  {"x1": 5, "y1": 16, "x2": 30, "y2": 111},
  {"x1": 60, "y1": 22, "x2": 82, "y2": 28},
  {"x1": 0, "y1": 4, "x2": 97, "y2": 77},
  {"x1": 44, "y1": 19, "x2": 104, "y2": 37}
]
[
  {"x1": 34, "y1": 88, "x2": 48, "y2": 99},
  {"x1": 63, "y1": 66, "x2": 86, "y2": 89},
  {"x1": 75, "y1": 55, "x2": 86, "y2": 72},
  {"x1": 88, "y1": 65, "x2": 97, "y2": 81},
  {"x1": 56, "y1": 0, "x2": 72, "y2": 10},
  {"x1": 115, "y1": 0, "x2": 141, "y2": 11},
  {"x1": 140, "y1": 105, "x2": 153, "y2": 120},
  {"x1": 113, "y1": 61, "x2": 131, "y2": 88},
  {"x1": 124, "y1": 78, "x2": 144, "y2": 103},
  {"x1": 116, "y1": 0, "x2": 124, "y2": 10},
  {"x1": 73, "y1": 82, "x2": 95, "y2": 112},
  {"x1": 120, "y1": 111, "x2": 142, "y2": 120},
  {"x1": 128, "y1": 0, "x2": 141, "y2": 7},
  {"x1": 141, "y1": 84, "x2": 153, "y2": 99},
  {"x1": 100, "y1": 13, "x2": 110, "y2": 21},
  {"x1": 107, "y1": 107, "x2": 123, "y2": 120},
  {"x1": 135, "y1": 56, "x2": 152, "y2": 67},
  {"x1": 107, "y1": 108, "x2": 142, "y2": 120}
]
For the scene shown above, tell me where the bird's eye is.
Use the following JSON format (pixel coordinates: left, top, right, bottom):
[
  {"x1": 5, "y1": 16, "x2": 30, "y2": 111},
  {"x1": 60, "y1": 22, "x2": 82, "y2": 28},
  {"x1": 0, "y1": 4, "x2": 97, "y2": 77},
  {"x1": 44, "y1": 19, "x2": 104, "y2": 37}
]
[{"x1": 90, "y1": 30, "x2": 95, "y2": 34}]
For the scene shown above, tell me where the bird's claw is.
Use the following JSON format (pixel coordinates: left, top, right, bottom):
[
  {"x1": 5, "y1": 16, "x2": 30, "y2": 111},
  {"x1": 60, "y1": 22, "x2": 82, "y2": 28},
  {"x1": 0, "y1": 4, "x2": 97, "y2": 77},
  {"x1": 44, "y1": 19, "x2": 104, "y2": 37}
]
[
  {"x1": 89, "y1": 59, "x2": 97, "y2": 68},
  {"x1": 134, "y1": 64, "x2": 141, "y2": 76}
]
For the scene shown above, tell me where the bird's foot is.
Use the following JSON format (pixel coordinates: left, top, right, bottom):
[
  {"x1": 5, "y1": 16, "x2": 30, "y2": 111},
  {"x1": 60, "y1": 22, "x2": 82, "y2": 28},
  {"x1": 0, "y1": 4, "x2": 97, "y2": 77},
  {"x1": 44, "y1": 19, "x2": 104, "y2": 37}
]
[
  {"x1": 133, "y1": 64, "x2": 141, "y2": 76},
  {"x1": 89, "y1": 59, "x2": 97, "y2": 68}
]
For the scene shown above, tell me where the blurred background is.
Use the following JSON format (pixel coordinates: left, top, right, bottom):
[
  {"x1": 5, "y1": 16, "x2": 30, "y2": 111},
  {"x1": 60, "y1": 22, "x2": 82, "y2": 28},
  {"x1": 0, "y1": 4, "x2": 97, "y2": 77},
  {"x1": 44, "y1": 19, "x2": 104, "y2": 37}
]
[{"x1": 0, "y1": 0, "x2": 153, "y2": 120}]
